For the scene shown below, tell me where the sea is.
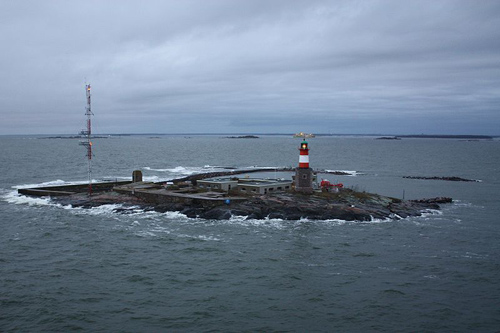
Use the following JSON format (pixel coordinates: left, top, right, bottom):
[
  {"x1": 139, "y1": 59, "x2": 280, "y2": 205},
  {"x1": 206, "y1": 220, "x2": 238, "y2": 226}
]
[{"x1": 1, "y1": 135, "x2": 499, "y2": 332}]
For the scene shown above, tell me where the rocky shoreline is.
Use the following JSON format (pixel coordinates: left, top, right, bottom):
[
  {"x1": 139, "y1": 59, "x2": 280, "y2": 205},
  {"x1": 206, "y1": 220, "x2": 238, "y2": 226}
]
[
  {"x1": 20, "y1": 168, "x2": 455, "y2": 221},
  {"x1": 54, "y1": 188, "x2": 451, "y2": 221}
]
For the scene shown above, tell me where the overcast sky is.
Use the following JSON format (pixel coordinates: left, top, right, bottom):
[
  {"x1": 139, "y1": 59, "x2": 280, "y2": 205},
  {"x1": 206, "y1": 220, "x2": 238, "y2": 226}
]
[{"x1": 1, "y1": 0, "x2": 499, "y2": 135}]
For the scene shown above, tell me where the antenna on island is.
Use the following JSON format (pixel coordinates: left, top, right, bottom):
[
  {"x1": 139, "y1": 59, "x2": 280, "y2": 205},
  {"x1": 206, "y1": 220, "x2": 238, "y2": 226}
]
[{"x1": 79, "y1": 83, "x2": 93, "y2": 197}]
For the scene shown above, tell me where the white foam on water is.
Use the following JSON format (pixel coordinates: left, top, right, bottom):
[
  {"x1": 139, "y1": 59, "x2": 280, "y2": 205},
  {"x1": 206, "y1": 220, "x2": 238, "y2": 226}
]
[
  {"x1": 462, "y1": 251, "x2": 488, "y2": 259},
  {"x1": 167, "y1": 166, "x2": 199, "y2": 174},
  {"x1": 13, "y1": 179, "x2": 86, "y2": 190},
  {"x1": 12, "y1": 177, "x2": 135, "y2": 190},
  {"x1": 367, "y1": 215, "x2": 394, "y2": 223},
  {"x1": 143, "y1": 166, "x2": 220, "y2": 175},
  {"x1": 169, "y1": 211, "x2": 190, "y2": 219},
  {"x1": 324, "y1": 170, "x2": 360, "y2": 176},
  {"x1": 203, "y1": 165, "x2": 237, "y2": 170},
  {"x1": 318, "y1": 219, "x2": 349, "y2": 226},
  {"x1": 71, "y1": 204, "x2": 126, "y2": 216},
  {"x1": 449, "y1": 200, "x2": 482, "y2": 209},
  {"x1": 143, "y1": 166, "x2": 170, "y2": 172},
  {"x1": 141, "y1": 175, "x2": 163, "y2": 182},
  {"x1": 176, "y1": 233, "x2": 221, "y2": 241},
  {"x1": 3, "y1": 190, "x2": 54, "y2": 207},
  {"x1": 218, "y1": 214, "x2": 355, "y2": 228},
  {"x1": 219, "y1": 215, "x2": 287, "y2": 229},
  {"x1": 420, "y1": 209, "x2": 443, "y2": 217},
  {"x1": 135, "y1": 230, "x2": 158, "y2": 238}
]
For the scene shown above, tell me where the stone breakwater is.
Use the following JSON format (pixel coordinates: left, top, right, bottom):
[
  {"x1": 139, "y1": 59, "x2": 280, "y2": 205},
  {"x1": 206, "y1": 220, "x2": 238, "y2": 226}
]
[{"x1": 170, "y1": 168, "x2": 352, "y2": 184}]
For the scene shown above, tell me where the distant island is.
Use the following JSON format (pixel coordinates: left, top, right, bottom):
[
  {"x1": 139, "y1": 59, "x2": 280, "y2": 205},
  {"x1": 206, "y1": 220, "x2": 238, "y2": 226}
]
[
  {"x1": 376, "y1": 136, "x2": 401, "y2": 140},
  {"x1": 398, "y1": 135, "x2": 492, "y2": 139},
  {"x1": 403, "y1": 176, "x2": 480, "y2": 182},
  {"x1": 39, "y1": 136, "x2": 109, "y2": 139},
  {"x1": 225, "y1": 135, "x2": 259, "y2": 139}
]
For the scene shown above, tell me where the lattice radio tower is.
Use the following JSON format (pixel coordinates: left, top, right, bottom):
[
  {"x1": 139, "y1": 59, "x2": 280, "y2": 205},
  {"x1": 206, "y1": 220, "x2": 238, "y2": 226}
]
[{"x1": 79, "y1": 84, "x2": 93, "y2": 196}]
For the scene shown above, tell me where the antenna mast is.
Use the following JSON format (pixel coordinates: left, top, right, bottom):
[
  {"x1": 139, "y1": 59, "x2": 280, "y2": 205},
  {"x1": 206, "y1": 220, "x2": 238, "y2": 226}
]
[{"x1": 79, "y1": 84, "x2": 93, "y2": 196}]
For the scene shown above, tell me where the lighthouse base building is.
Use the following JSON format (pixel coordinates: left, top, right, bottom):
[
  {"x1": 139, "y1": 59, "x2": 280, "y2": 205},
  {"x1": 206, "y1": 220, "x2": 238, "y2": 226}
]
[{"x1": 295, "y1": 167, "x2": 314, "y2": 193}]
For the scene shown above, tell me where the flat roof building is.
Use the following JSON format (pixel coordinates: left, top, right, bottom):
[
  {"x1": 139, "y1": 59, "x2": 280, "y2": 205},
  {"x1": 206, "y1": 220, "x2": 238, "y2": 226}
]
[{"x1": 197, "y1": 177, "x2": 293, "y2": 195}]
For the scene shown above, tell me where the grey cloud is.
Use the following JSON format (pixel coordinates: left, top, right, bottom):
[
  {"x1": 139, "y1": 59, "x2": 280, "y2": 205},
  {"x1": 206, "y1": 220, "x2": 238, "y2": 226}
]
[{"x1": 0, "y1": 0, "x2": 499, "y2": 135}]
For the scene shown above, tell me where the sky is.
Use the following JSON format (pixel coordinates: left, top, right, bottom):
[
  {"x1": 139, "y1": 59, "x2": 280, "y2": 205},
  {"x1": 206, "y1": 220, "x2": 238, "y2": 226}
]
[{"x1": 1, "y1": 0, "x2": 499, "y2": 135}]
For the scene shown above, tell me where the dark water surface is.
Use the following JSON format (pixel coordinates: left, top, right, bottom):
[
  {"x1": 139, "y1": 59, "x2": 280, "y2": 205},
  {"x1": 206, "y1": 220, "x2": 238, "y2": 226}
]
[{"x1": 1, "y1": 135, "x2": 499, "y2": 331}]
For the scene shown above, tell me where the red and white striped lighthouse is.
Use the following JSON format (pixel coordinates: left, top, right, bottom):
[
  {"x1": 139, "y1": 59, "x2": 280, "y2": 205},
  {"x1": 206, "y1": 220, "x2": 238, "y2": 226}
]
[
  {"x1": 299, "y1": 140, "x2": 310, "y2": 168},
  {"x1": 295, "y1": 139, "x2": 313, "y2": 193}
]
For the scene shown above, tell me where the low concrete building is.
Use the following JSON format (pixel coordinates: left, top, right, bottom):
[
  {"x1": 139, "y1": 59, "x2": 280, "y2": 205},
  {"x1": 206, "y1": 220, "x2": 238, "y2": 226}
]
[
  {"x1": 197, "y1": 177, "x2": 293, "y2": 194},
  {"x1": 197, "y1": 177, "x2": 239, "y2": 192},
  {"x1": 237, "y1": 178, "x2": 293, "y2": 194}
]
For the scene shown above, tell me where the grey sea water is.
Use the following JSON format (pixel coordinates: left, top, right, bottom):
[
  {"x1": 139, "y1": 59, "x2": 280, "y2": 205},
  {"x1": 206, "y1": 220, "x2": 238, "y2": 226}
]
[{"x1": 1, "y1": 135, "x2": 499, "y2": 332}]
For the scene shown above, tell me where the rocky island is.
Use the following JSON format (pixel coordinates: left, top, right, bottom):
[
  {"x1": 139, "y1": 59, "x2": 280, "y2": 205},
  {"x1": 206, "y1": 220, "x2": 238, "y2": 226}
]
[
  {"x1": 225, "y1": 135, "x2": 259, "y2": 139},
  {"x1": 17, "y1": 137, "x2": 452, "y2": 221},
  {"x1": 19, "y1": 171, "x2": 451, "y2": 221}
]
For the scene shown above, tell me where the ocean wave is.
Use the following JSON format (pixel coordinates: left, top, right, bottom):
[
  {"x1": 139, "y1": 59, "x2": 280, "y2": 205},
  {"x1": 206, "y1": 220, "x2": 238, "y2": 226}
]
[
  {"x1": 420, "y1": 209, "x2": 443, "y2": 217},
  {"x1": 143, "y1": 167, "x2": 171, "y2": 172},
  {"x1": 12, "y1": 177, "x2": 133, "y2": 190},
  {"x1": 368, "y1": 215, "x2": 394, "y2": 223},
  {"x1": 13, "y1": 179, "x2": 85, "y2": 189},
  {"x1": 176, "y1": 233, "x2": 221, "y2": 241},
  {"x1": 213, "y1": 215, "x2": 356, "y2": 228},
  {"x1": 3, "y1": 190, "x2": 55, "y2": 207},
  {"x1": 73, "y1": 204, "x2": 127, "y2": 216},
  {"x1": 203, "y1": 165, "x2": 237, "y2": 169}
]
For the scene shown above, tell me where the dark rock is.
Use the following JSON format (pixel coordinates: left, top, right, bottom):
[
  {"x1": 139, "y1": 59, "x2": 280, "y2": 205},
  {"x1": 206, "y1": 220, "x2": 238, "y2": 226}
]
[
  {"x1": 403, "y1": 176, "x2": 478, "y2": 182},
  {"x1": 410, "y1": 197, "x2": 452, "y2": 204}
]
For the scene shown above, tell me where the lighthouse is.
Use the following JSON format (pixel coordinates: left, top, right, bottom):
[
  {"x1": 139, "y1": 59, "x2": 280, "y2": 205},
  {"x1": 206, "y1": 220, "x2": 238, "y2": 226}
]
[
  {"x1": 299, "y1": 140, "x2": 310, "y2": 168},
  {"x1": 295, "y1": 139, "x2": 314, "y2": 193}
]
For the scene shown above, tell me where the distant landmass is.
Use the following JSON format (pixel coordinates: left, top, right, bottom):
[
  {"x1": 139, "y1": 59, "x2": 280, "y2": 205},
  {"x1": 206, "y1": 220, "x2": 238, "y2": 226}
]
[
  {"x1": 27, "y1": 133, "x2": 498, "y2": 139},
  {"x1": 225, "y1": 135, "x2": 259, "y2": 139},
  {"x1": 398, "y1": 135, "x2": 492, "y2": 139},
  {"x1": 39, "y1": 135, "x2": 109, "y2": 139}
]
